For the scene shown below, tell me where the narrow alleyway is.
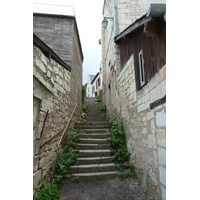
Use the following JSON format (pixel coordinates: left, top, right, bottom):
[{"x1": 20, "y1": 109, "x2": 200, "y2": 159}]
[{"x1": 59, "y1": 97, "x2": 149, "y2": 200}]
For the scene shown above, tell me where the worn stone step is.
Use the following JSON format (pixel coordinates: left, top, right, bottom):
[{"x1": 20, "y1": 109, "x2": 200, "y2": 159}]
[
  {"x1": 75, "y1": 125, "x2": 110, "y2": 129},
  {"x1": 66, "y1": 171, "x2": 118, "y2": 181},
  {"x1": 75, "y1": 121, "x2": 109, "y2": 126},
  {"x1": 84, "y1": 112, "x2": 107, "y2": 116},
  {"x1": 84, "y1": 119, "x2": 108, "y2": 121},
  {"x1": 77, "y1": 156, "x2": 113, "y2": 165},
  {"x1": 84, "y1": 116, "x2": 108, "y2": 120},
  {"x1": 77, "y1": 143, "x2": 110, "y2": 150},
  {"x1": 68, "y1": 163, "x2": 116, "y2": 174},
  {"x1": 79, "y1": 133, "x2": 110, "y2": 139},
  {"x1": 79, "y1": 129, "x2": 109, "y2": 133},
  {"x1": 79, "y1": 149, "x2": 111, "y2": 157},
  {"x1": 79, "y1": 138, "x2": 110, "y2": 144}
]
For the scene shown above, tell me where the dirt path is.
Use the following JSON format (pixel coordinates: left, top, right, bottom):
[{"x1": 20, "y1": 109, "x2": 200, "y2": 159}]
[{"x1": 60, "y1": 177, "x2": 149, "y2": 200}]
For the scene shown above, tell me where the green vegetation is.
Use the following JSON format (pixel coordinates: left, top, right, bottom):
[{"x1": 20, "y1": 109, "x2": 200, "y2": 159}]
[
  {"x1": 109, "y1": 115, "x2": 130, "y2": 163},
  {"x1": 33, "y1": 131, "x2": 79, "y2": 200},
  {"x1": 109, "y1": 114, "x2": 137, "y2": 179},
  {"x1": 99, "y1": 104, "x2": 106, "y2": 112},
  {"x1": 81, "y1": 83, "x2": 87, "y2": 117},
  {"x1": 95, "y1": 88, "x2": 102, "y2": 102},
  {"x1": 80, "y1": 112, "x2": 87, "y2": 123},
  {"x1": 82, "y1": 83, "x2": 87, "y2": 103},
  {"x1": 118, "y1": 163, "x2": 137, "y2": 179},
  {"x1": 54, "y1": 131, "x2": 78, "y2": 179},
  {"x1": 82, "y1": 104, "x2": 87, "y2": 112},
  {"x1": 72, "y1": 176, "x2": 80, "y2": 183},
  {"x1": 33, "y1": 181, "x2": 59, "y2": 200}
]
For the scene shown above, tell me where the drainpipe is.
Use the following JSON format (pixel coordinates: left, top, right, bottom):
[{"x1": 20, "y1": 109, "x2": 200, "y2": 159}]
[{"x1": 114, "y1": 0, "x2": 119, "y2": 35}]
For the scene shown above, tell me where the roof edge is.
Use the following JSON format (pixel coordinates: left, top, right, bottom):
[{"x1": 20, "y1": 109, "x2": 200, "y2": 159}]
[
  {"x1": 114, "y1": 15, "x2": 151, "y2": 43},
  {"x1": 33, "y1": 13, "x2": 84, "y2": 62},
  {"x1": 33, "y1": 33, "x2": 71, "y2": 72},
  {"x1": 91, "y1": 72, "x2": 100, "y2": 84}
]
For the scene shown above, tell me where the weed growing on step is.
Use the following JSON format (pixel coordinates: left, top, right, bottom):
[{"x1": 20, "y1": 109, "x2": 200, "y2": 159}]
[
  {"x1": 109, "y1": 114, "x2": 137, "y2": 179},
  {"x1": 109, "y1": 115, "x2": 130, "y2": 163},
  {"x1": 54, "y1": 131, "x2": 79, "y2": 180},
  {"x1": 118, "y1": 163, "x2": 137, "y2": 179},
  {"x1": 72, "y1": 176, "x2": 80, "y2": 183},
  {"x1": 80, "y1": 112, "x2": 87, "y2": 123},
  {"x1": 33, "y1": 131, "x2": 79, "y2": 200},
  {"x1": 99, "y1": 104, "x2": 106, "y2": 112}
]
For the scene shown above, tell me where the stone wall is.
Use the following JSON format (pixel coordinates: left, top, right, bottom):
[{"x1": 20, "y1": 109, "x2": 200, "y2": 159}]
[
  {"x1": 117, "y1": 0, "x2": 166, "y2": 32},
  {"x1": 33, "y1": 43, "x2": 71, "y2": 189},
  {"x1": 101, "y1": 1, "x2": 166, "y2": 199},
  {"x1": 104, "y1": 53, "x2": 166, "y2": 199},
  {"x1": 33, "y1": 13, "x2": 83, "y2": 120}
]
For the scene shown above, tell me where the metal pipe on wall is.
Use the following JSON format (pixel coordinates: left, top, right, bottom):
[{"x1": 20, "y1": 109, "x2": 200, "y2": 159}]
[{"x1": 114, "y1": 0, "x2": 119, "y2": 35}]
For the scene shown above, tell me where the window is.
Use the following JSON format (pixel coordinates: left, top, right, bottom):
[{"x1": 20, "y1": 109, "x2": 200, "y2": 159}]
[
  {"x1": 138, "y1": 49, "x2": 145, "y2": 87},
  {"x1": 98, "y1": 78, "x2": 101, "y2": 87}
]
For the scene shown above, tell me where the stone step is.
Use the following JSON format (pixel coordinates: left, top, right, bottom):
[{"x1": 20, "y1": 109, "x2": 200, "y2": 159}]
[
  {"x1": 79, "y1": 129, "x2": 109, "y2": 133},
  {"x1": 68, "y1": 163, "x2": 116, "y2": 174},
  {"x1": 65, "y1": 171, "x2": 118, "y2": 181},
  {"x1": 75, "y1": 125, "x2": 110, "y2": 129},
  {"x1": 77, "y1": 156, "x2": 113, "y2": 165},
  {"x1": 79, "y1": 138, "x2": 110, "y2": 144},
  {"x1": 79, "y1": 149, "x2": 111, "y2": 157},
  {"x1": 75, "y1": 121, "x2": 109, "y2": 126},
  {"x1": 79, "y1": 133, "x2": 110, "y2": 139},
  {"x1": 77, "y1": 143, "x2": 110, "y2": 150},
  {"x1": 84, "y1": 112, "x2": 107, "y2": 116}
]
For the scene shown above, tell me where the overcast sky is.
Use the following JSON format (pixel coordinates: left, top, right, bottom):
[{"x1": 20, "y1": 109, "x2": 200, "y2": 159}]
[{"x1": 33, "y1": 0, "x2": 104, "y2": 84}]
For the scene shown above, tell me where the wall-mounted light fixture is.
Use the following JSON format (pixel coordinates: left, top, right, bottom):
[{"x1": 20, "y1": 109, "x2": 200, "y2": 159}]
[{"x1": 102, "y1": 16, "x2": 113, "y2": 29}]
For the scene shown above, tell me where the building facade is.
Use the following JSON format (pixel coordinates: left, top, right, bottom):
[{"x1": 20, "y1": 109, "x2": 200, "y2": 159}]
[
  {"x1": 33, "y1": 34, "x2": 71, "y2": 188},
  {"x1": 86, "y1": 74, "x2": 96, "y2": 97},
  {"x1": 101, "y1": 0, "x2": 166, "y2": 199},
  {"x1": 86, "y1": 63, "x2": 103, "y2": 97},
  {"x1": 33, "y1": 10, "x2": 83, "y2": 119}
]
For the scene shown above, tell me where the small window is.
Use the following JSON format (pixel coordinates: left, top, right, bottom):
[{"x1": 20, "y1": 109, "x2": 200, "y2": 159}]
[
  {"x1": 138, "y1": 49, "x2": 145, "y2": 87},
  {"x1": 98, "y1": 78, "x2": 101, "y2": 87}
]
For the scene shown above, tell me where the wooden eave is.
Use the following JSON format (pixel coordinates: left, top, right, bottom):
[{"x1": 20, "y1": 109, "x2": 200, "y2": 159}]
[
  {"x1": 114, "y1": 15, "x2": 152, "y2": 43},
  {"x1": 33, "y1": 33, "x2": 71, "y2": 72}
]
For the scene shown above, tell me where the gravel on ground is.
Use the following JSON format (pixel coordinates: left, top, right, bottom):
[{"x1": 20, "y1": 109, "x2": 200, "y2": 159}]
[{"x1": 59, "y1": 177, "x2": 149, "y2": 200}]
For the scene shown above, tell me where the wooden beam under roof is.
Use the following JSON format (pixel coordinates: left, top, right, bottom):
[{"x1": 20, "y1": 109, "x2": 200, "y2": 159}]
[{"x1": 114, "y1": 15, "x2": 152, "y2": 43}]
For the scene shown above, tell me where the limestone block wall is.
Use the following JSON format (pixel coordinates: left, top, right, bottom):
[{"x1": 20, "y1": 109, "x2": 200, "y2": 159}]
[
  {"x1": 33, "y1": 44, "x2": 71, "y2": 189},
  {"x1": 33, "y1": 14, "x2": 83, "y2": 120},
  {"x1": 106, "y1": 54, "x2": 166, "y2": 199},
  {"x1": 117, "y1": 0, "x2": 149, "y2": 33}
]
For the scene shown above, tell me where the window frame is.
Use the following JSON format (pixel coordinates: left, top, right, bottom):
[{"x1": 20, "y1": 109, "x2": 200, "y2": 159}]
[{"x1": 138, "y1": 49, "x2": 145, "y2": 87}]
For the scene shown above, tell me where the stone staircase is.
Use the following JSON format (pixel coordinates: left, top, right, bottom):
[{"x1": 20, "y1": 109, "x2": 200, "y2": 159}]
[{"x1": 65, "y1": 97, "x2": 118, "y2": 181}]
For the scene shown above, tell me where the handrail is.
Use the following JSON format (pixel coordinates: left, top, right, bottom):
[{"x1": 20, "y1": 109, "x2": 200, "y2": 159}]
[
  {"x1": 58, "y1": 103, "x2": 77, "y2": 145},
  {"x1": 39, "y1": 104, "x2": 77, "y2": 148}
]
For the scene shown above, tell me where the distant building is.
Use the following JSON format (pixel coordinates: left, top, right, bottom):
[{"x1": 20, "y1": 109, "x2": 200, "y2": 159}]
[
  {"x1": 86, "y1": 75, "x2": 95, "y2": 97},
  {"x1": 91, "y1": 71, "x2": 102, "y2": 95},
  {"x1": 86, "y1": 62, "x2": 103, "y2": 97}
]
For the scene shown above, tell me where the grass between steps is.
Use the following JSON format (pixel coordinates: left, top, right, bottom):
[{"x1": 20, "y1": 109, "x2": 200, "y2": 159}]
[
  {"x1": 33, "y1": 131, "x2": 79, "y2": 200},
  {"x1": 109, "y1": 114, "x2": 137, "y2": 179}
]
